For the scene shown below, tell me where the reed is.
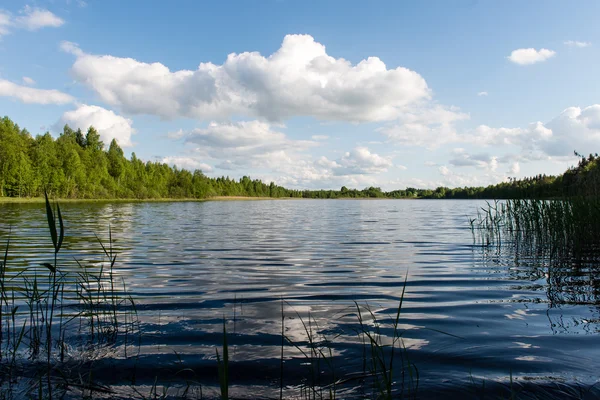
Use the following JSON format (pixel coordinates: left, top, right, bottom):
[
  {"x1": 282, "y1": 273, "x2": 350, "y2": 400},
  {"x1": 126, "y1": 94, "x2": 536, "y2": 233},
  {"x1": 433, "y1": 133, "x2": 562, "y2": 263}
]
[
  {"x1": 472, "y1": 197, "x2": 600, "y2": 304},
  {"x1": 0, "y1": 194, "x2": 139, "y2": 398},
  {"x1": 473, "y1": 198, "x2": 600, "y2": 258},
  {"x1": 352, "y1": 275, "x2": 419, "y2": 400}
]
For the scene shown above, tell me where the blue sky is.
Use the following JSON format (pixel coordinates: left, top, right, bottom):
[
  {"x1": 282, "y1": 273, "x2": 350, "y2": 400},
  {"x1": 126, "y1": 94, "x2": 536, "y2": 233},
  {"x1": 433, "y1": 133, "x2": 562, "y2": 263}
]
[{"x1": 1, "y1": 0, "x2": 599, "y2": 190}]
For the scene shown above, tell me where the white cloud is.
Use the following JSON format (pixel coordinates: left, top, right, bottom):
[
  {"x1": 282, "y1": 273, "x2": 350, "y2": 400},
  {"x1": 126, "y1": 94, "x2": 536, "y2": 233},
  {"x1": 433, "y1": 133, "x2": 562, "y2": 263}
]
[
  {"x1": 0, "y1": 78, "x2": 74, "y2": 104},
  {"x1": 0, "y1": 11, "x2": 11, "y2": 36},
  {"x1": 477, "y1": 91, "x2": 488, "y2": 96},
  {"x1": 22, "y1": 76, "x2": 35, "y2": 85},
  {"x1": 161, "y1": 156, "x2": 212, "y2": 172},
  {"x1": 166, "y1": 120, "x2": 395, "y2": 188},
  {"x1": 62, "y1": 34, "x2": 430, "y2": 122},
  {"x1": 184, "y1": 120, "x2": 300, "y2": 151},
  {"x1": 508, "y1": 162, "x2": 520, "y2": 175},
  {"x1": 508, "y1": 48, "x2": 556, "y2": 65},
  {"x1": 379, "y1": 102, "x2": 600, "y2": 159},
  {"x1": 378, "y1": 105, "x2": 470, "y2": 147},
  {"x1": 167, "y1": 129, "x2": 186, "y2": 139},
  {"x1": 448, "y1": 148, "x2": 498, "y2": 171},
  {"x1": 60, "y1": 40, "x2": 84, "y2": 56},
  {"x1": 536, "y1": 105, "x2": 600, "y2": 156},
  {"x1": 447, "y1": 104, "x2": 600, "y2": 169},
  {"x1": 323, "y1": 147, "x2": 393, "y2": 175},
  {"x1": 174, "y1": 121, "x2": 317, "y2": 173},
  {"x1": 0, "y1": 7, "x2": 63, "y2": 37},
  {"x1": 437, "y1": 165, "x2": 504, "y2": 187},
  {"x1": 311, "y1": 135, "x2": 329, "y2": 140},
  {"x1": 564, "y1": 40, "x2": 591, "y2": 48},
  {"x1": 15, "y1": 6, "x2": 64, "y2": 30},
  {"x1": 468, "y1": 125, "x2": 524, "y2": 146},
  {"x1": 58, "y1": 104, "x2": 135, "y2": 147}
]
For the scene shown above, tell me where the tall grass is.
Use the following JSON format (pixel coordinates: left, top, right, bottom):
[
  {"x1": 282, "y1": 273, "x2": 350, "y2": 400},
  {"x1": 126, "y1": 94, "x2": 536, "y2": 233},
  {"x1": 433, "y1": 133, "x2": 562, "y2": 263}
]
[
  {"x1": 472, "y1": 198, "x2": 600, "y2": 305},
  {"x1": 0, "y1": 194, "x2": 139, "y2": 398},
  {"x1": 275, "y1": 276, "x2": 423, "y2": 400},
  {"x1": 472, "y1": 198, "x2": 600, "y2": 260}
]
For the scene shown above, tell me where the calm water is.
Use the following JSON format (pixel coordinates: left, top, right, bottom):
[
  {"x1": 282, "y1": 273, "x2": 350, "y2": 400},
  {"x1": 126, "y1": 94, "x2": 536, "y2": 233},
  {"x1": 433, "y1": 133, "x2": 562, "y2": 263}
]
[{"x1": 1, "y1": 199, "x2": 599, "y2": 398}]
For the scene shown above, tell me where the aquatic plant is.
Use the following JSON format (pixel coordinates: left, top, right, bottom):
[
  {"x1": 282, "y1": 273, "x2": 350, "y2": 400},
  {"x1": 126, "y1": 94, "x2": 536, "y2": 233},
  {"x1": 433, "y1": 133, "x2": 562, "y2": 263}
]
[
  {"x1": 0, "y1": 194, "x2": 139, "y2": 398},
  {"x1": 472, "y1": 197, "x2": 600, "y2": 305}
]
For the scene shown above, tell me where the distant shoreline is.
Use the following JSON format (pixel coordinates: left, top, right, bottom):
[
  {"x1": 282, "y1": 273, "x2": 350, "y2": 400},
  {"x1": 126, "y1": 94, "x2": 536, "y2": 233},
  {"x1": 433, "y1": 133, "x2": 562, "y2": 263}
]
[{"x1": 0, "y1": 196, "x2": 421, "y2": 204}]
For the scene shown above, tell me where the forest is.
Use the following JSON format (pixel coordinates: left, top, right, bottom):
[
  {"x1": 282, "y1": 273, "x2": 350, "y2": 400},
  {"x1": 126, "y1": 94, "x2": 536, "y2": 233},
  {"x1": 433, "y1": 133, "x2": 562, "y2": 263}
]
[{"x1": 1, "y1": 116, "x2": 598, "y2": 200}]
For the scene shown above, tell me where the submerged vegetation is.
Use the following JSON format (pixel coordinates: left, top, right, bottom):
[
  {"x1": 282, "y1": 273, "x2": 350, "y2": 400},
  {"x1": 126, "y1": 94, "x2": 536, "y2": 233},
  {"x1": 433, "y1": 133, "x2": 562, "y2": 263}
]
[{"x1": 2, "y1": 115, "x2": 599, "y2": 200}]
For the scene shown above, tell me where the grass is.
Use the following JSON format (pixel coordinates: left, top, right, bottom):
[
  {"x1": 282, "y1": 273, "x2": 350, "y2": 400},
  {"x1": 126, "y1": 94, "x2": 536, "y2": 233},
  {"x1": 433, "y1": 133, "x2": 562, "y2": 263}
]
[
  {"x1": 471, "y1": 198, "x2": 600, "y2": 305},
  {"x1": 472, "y1": 198, "x2": 600, "y2": 260},
  {"x1": 0, "y1": 194, "x2": 139, "y2": 399}
]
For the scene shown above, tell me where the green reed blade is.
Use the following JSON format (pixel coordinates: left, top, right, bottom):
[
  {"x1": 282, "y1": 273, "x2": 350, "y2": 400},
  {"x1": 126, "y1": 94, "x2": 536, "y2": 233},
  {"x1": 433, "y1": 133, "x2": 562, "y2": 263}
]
[
  {"x1": 44, "y1": 190, "x2": 58, "y2": 252},
  {"x1": 40, "y1": 263, "x2": 56, "y2": 273},
  {"x1": 56, "y1": 203, "x2": 64, "y2": 252}
]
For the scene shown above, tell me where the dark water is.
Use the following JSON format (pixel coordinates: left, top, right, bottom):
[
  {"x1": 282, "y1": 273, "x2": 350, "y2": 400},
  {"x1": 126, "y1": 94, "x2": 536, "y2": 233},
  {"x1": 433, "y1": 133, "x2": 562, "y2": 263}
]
[{"x1": 1, "y1": 199, "x2": 599, "y2": 398}]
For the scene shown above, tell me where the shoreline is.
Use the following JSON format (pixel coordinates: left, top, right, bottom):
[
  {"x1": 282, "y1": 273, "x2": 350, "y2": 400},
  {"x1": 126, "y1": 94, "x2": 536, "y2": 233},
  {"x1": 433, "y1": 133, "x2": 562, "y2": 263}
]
[
  {"x1": 0, "y1": 196, "x2": 404, "y2": 203},
  {"x1": 0, "y1": 196, "x2": 490, "y2": 204},
  {"x1": 0, "y1": 196, "x2": 289, "y2": 204}
]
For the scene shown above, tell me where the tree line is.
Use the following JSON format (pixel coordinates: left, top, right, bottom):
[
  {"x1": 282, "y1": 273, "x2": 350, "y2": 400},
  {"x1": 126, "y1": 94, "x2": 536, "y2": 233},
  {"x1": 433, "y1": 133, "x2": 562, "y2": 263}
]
[{"x1": 1, "y1": 116, "x2": 597, "y2": 200}]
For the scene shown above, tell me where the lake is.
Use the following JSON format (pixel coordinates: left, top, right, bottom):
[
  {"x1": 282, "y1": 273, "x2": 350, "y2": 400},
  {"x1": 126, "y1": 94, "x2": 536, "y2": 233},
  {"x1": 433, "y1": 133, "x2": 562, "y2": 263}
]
[{"x1": 1, "y1": 199, "x2": 599, "y2": 399}]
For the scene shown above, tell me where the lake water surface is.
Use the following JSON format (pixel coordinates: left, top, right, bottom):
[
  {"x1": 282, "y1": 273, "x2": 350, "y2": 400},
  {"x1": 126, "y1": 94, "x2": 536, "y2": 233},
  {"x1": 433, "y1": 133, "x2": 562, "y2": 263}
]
[{"x1": 1, "y1": 199, "x2": 599, "y2": 398}]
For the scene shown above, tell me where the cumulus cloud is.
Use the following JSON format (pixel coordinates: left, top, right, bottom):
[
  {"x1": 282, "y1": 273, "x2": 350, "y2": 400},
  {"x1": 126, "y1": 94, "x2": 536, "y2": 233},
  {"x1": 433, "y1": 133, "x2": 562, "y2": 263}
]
[
  {"x1": 173, "y1": 121, "x2": 317, "y2": 174},
  {"x1": 22, "y1": 76, "x2": 35, "y2": 85},
  {"x1": 477, "y1": 91, "x2": 488, "y2": 96},
  {"x1": 437, "y1": 165, "x2": 505, "y2": 187},
  {"x1": 485, "y1": 106, "x2": 600, "y2": 158},
  {"x1": 564, "y1": 40, "x2": 591, "y2": 48},
  {"x1": 165, "y1": 120, "x2": 396, "y2": 188},
  {"x1": 378, "y1": 105, "x2": 470, "y2": 147},
  {"x1": 61, "y1": 34, "x2": 430, "y2": 122},
  {"x1": 536, "y1": 105, "x2": 600, "y2": 156},
  {"x1": 508, "y1": 48, "x2": 556, "y2": 65},
  {"x1": 15, "y1": 6, "x2": 64, "y2": 30},
  {"x1": 318, "y1": 147, "x2": 393, "y2": 175},
  {"x1": 438, "y1": 165, "x2": 450, "y2": 176},
  {"x1": 0, "y1": 78, "x2": 74, "y2": 104},
  {"x1": 442, "y1": 104, "x2": 600, "y2": 172},
  {"x1": 508, "y1": 162, "x2": 520, "y2": 175},
  {"x1": 0, "y1": 7, "x2": 63, "y2": 37},
  {"x1": 60, "y1": 40, "x2": 84, "y2": 56},
  {"x1": 448, "y1": 148, "x2": 498, "y2": 171},
  {"x1": 161, "y1": 156, "x2": 213, "y2": 172},
  {"x1": 58, "y1": 104, "x2": 135, "y2": 147},
  {"x1": 378, "y1": 101, "x2": 600, "y2": 160},
  {"x1": 182, "y1": 120, "x2": 315, "y2": 154}
]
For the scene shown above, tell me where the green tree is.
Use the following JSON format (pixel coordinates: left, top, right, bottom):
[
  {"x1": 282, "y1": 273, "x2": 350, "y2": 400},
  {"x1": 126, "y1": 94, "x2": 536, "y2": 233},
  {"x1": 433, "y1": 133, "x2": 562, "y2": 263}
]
[
  {"x1": 107, "y1": 139, "x2": 125, "y2": 181},
  {"x1": 85, "y1": 127, "x2": 103, "y2": 151}
]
